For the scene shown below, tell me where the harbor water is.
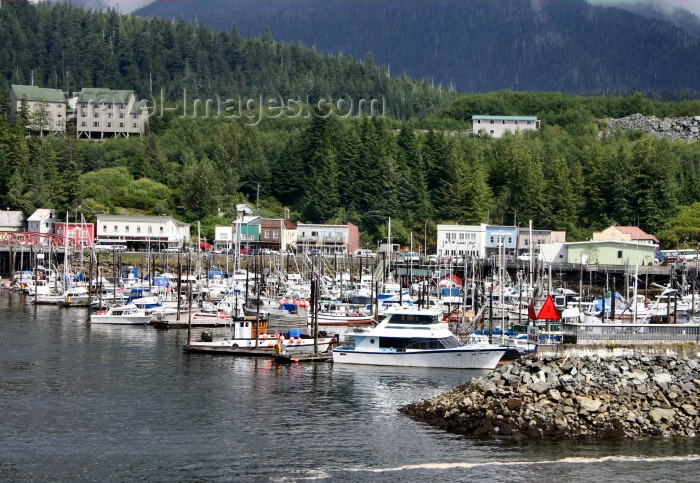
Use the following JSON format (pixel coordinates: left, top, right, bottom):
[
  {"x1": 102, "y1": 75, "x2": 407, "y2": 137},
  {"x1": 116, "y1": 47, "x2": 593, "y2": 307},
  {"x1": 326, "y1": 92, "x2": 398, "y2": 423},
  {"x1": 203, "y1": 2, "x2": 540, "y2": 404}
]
[{"x1": 1, "y1": 291, "x2": 699, "y2": 482}]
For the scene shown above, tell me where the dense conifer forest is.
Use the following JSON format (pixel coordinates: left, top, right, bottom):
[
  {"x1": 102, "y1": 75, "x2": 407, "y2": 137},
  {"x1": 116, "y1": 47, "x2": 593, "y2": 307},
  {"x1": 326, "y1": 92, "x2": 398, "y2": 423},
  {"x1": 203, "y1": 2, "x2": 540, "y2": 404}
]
[
  {"x1": 135, "y1": 0, "x2": 700, "y2": 96},
  {"x1": 2, "y1": 0, "x2": 700, "y2": 249}
]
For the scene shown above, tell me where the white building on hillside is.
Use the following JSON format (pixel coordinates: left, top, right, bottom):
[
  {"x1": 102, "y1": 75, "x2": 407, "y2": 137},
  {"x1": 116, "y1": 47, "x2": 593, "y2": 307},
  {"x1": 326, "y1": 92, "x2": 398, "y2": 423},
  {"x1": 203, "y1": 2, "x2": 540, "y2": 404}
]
[
  {"x1": 472, "y1": 115, "x2": 540, "y2": 138},
  {"x1": 75, "y1": 88, "x2": 148, "y2": 139},
  {"x1": 9, "y1": 85, "x2": 67, "y2": 134}
]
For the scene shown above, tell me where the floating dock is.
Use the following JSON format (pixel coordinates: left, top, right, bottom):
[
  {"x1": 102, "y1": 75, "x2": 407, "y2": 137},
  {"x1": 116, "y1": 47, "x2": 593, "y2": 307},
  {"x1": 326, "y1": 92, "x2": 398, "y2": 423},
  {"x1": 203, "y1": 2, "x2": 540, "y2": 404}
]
[
  {"x1": 273, "y1": 352, "x2": 332, "y2": 364},
  {"x1": 183, "y1": 344, "x2": 333, "y2": 363},
  {"x1": 183, "y1": 345, "x2": 273, "y2": 357}
]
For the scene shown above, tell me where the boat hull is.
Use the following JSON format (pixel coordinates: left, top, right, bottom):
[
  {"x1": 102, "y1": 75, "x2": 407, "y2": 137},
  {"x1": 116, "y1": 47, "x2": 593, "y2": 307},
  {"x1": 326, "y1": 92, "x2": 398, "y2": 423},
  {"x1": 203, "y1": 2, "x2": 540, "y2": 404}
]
[
  {"x1": 331, "y1": 346, "x2": 506, "y2": 369},
  {"x1": 90, "y1": 315, "x2": 153, "y2": 325}
]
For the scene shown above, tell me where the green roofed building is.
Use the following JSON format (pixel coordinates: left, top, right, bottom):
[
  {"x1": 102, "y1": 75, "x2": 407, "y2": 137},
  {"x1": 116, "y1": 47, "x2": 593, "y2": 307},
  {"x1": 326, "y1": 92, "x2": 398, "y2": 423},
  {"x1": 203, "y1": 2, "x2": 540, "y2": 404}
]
[
  {"x1": 75, "y1": 88, "x2": 149, "y2": 139},
  {"x1": 9, "y1": 85, "x2": 67, "y2": 134},
  {"x1": 472, "y1": 115, "x2": 540, "y2": 138}
]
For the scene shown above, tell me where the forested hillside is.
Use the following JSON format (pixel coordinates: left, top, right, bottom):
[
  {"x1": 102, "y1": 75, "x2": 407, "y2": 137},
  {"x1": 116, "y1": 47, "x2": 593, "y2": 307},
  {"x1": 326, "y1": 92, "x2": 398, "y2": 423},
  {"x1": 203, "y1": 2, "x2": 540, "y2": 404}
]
[
  {"x1": 135, "y1": 0, "x2": 700, "y2": 96},
  {"x1": 0, "y1": 0, "x2": 456, "y2": 119},
  {"x1": 3, "y1": 1, "x2": 700, "y2": 249}
]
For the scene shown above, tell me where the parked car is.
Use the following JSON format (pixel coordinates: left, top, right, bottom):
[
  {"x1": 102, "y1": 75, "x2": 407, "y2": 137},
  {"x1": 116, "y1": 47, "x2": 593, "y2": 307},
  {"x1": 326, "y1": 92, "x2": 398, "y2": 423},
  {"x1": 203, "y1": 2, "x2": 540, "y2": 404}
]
[
  {"x1": 427, "y1": 254, "x2": 438, "y2": 264},
  {"x1": 451, "y1": 255, "x2": 464, "y2": 265},
  {"x1": 401, "y1": 251, "x2": 420, "y2": 263}
]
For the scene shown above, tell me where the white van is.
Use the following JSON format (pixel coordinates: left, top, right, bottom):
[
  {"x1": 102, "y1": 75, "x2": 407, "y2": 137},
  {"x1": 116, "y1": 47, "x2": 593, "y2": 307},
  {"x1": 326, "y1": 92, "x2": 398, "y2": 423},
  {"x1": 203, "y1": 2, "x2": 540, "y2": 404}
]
[{"x1": 353, "y1": 249, "x2": 376, "y2": 259}]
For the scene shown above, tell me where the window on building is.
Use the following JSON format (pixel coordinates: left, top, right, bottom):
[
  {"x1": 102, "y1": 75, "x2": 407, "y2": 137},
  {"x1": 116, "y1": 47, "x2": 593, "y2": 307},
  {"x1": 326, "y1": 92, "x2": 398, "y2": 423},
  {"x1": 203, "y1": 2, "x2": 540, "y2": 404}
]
[
  {"x1": 125, "y1": 226, "x2": 129, "y2": 233},
  {"x1": 132, "y1": 123, "x2": 138, "y2": 128},
  {"x1": 102, "y1": 225, "x2": 107, "y2": 232},
  {"x1": 81, "y1": 113, "x2": 87, "y2": 117},
  {"x1": 56, "y1": 112, "x2": 62, "y2": 117},
  {"x1": 148, "y1": 226, "x2": 153, "y2": 234},
  {"x1": 93, "y1": 112, "x2": 99, "y2": 117},
  {"x1": 113, "y1": 225, "x2": 118, "y2": 232},
  {"x1": 527, "y1": 121, "x2": 532, "y2": 125},
  {"x1": 107, "y1": 113, "x2": 112, "y2": 118},
  {"x1": 617, "y1": 250, "x2": 623, "y2": 259},
  {"x1": 119, "y1": 123, "x2": 124, "y2": 128},
  {"x1": 137, "y1": 227, "x2": 141, "y2": 234},
  {"x1": 131, "y1": 113, "x2": 139, "y2": 119},
  {"x1": 273, "y1": 230, "x2": 278, "y2": 239},
  {"x1": 508, "y1": 237, "x2": 512, "y2": 244},
  {"x1": 57, "y1": 121, "x2": 63, "y2": 127},
  {"x1": 119, "y1": 113, "x2": 125, "y2": 118},
  {"x1": 107, "y1": 103, "x2": 113, "y2": 109},
  {"x1": 502, "y1": 120, "x2": 506, "y2": 124},
  {"x1": 264, "y1": 230, "x2": 269, "y2": 238},
  {"x1": 106, "y1": 122, "x2": 112, "y2": 128},
  {"x1": 490, "y1": 130, "x2": 494, "y2": 135},
  {"x1": 477, "y1": 119, "x2": 481, "y2": 124},
  {"x1": 490, "y1": 120, "x2": 494, "y2": 124},
  {"x1": 93, "y1": 121, "x2": 99, "y2": 127},
  {"x1": 159, "y1": 227, "x2": 163, "y2": 234}
]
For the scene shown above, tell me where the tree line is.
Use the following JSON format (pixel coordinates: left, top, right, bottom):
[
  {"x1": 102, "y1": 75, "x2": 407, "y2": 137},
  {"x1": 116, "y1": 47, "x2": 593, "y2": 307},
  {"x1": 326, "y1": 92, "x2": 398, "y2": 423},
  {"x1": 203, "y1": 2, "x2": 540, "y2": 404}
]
[{"x1": 2, "y1": 98, "x2": 700, "y2": 250}]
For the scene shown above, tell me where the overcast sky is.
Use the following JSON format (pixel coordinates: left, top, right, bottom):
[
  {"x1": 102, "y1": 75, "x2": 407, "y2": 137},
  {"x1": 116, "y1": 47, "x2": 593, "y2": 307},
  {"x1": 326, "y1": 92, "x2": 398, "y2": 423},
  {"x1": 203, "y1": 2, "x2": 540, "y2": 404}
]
[{"x1": 32, "y1": 0, "x2": 700, "y2": 17}]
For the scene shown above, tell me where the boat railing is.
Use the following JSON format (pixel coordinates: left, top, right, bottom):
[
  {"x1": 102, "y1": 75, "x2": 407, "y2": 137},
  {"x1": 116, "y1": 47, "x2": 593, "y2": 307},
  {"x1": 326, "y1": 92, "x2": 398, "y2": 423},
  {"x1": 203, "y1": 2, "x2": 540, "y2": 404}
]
[{"x1": 562, "y1": 322, "x2": 700, "y2": 344}]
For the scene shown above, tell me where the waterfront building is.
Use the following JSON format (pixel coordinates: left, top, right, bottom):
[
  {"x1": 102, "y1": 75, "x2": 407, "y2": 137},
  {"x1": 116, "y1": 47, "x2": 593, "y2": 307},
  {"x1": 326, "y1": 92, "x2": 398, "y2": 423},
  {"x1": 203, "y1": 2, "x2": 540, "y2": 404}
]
[
  {"x1": 75, "y1": 88, "x2": 148, "y2": 139},
  {"x1": 54, "y1": 222, "x2": 95, "y2": 248},
  {"x1": 231, "y1": 215, "x2": 261, "y2": 252},
  {"x1": 592, "y1": 225, "x2": 659, "y2": 246},
  {"x1": 296, "y1": 222, "x2": 359, "y2": 255},
  {"x1": 472, "y1": 115, "x2": 540, "y2": 138},
  {"x1": 8, "y1": 85, "x2": 67, "y2": 134},
  {"x1": 517, "y1": 228, "x2": 566, "y2": 258},
  {"x1": 27, "y1": 209, "x2": 57, "y2": 234},
  {"x1": 541, "y1": 240, "x2": 656, "y2": 266},
  {"x1": 0, "y1": 211, "x2": 24, "y2": 232},
  {"x1": 259, "y1": 218, "x2": 297, "y2": 252},
  {"x1": 95, "y1": 215, "x2": 190, "y2": 250},
  {"x1": 436, "y1": 223, "x2": 485, "y2": 259},
  {"x1": 484, "y1": 225, "x2": 519, "y2": 259}
]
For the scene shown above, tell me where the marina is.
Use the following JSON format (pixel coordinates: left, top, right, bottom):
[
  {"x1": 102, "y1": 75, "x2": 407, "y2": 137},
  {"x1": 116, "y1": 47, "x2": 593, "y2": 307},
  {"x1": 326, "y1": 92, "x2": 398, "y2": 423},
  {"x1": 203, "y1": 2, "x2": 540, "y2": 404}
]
[{"x1": 0, "y1": 289, "x2": 698, "y2": 482}]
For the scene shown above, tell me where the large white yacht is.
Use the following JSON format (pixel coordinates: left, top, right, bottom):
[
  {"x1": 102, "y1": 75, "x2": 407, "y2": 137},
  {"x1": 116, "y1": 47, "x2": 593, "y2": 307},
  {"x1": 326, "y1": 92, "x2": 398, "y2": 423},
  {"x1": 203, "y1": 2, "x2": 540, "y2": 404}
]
[{"x1": 332, "y1": 306, "x2": 507, "y2": 369}]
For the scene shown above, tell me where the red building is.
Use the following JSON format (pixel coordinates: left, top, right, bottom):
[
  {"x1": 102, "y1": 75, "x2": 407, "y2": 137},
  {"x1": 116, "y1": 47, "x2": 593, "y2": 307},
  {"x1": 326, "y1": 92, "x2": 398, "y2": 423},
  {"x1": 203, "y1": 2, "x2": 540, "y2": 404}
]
[{"x1": 54, "y1": 222, "x2": 95, "y2": 248}]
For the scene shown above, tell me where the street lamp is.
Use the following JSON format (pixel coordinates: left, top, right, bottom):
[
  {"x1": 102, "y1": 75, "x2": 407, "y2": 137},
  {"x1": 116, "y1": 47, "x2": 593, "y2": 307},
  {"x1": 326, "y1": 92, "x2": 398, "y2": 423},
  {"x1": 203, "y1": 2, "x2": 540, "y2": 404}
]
[{"x1": 424, "y1": 220, "x2": 428, "y2": 259}]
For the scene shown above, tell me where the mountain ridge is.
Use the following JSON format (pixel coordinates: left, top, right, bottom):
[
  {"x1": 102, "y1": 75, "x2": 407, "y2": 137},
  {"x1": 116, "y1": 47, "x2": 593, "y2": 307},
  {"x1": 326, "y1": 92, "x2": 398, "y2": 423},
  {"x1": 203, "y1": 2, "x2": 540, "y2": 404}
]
[{"x1": 134, "y1": 0, "x2": 700, "y2": 96}]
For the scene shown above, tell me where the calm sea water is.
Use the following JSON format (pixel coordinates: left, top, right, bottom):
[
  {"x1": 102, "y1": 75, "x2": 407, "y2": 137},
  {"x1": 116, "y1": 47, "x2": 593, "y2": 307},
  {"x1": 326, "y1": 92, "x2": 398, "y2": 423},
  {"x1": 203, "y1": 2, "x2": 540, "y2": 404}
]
[{"x1": 1, "y1": 291, "x2": 699, "y2": 482}]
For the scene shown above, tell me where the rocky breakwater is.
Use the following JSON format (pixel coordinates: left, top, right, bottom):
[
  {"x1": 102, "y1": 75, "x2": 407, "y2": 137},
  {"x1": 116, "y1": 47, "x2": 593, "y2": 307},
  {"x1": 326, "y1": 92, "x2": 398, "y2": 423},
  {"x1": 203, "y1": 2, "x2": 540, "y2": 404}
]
[
  {"x1": 602, "y1": 113, "x2": 700, "y2": 142},
  {"x1": 400, "y1": 355, "x2": 700, "y2": 438}
]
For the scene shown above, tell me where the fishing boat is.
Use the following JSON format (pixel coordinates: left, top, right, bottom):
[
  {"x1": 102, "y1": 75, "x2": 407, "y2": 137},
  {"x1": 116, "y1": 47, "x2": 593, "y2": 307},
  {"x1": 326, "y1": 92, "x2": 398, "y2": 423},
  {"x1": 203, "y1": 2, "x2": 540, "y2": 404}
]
[
  {"x1": 89, "y1": 304, "x2": 152, "y2": 325},
  {"x1": 332, "y1": 305, "x2": 507, "y2": 369}
]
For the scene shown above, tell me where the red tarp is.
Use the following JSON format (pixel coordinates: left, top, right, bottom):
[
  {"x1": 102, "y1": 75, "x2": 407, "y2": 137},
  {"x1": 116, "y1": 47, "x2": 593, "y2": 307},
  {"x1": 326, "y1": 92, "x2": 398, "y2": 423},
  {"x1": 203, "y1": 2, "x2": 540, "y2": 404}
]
[
  {"x1": 536, "y1": 294, "x2": 561, "y2": 321},
  {"x1": 199, "y1": 242, "x2": 212, "y2": 251}
]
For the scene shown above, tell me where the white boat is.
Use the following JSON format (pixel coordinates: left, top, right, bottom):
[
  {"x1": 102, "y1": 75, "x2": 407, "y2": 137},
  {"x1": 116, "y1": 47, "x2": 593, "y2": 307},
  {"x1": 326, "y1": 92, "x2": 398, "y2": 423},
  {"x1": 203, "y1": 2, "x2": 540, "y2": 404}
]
[
  {"x1": 332, "y1": 306, "x2": 507, "y2": 369},
  {"x1": 187, "y1": 319, "x2": 333, "y2": 353},
  {"x1": 63, "y1": 285, "x2": 91, "y2": 307},
  {"x1": 90, "y1": 304, "x2": 152, "y2": 325},
  {"x1": 310, "y1": 302, "x2": 374, "y2": 326}
]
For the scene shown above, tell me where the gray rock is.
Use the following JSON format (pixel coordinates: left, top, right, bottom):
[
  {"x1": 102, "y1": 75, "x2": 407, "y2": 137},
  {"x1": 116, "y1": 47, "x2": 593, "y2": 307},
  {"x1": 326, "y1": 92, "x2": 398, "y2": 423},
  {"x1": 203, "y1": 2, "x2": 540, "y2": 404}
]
[
  {"x1": 649, "y1": 408, "x2": 675, "y2": 423},
  {"x1": 529, "y1": 382, "x2": 551, "y2": 395}
]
